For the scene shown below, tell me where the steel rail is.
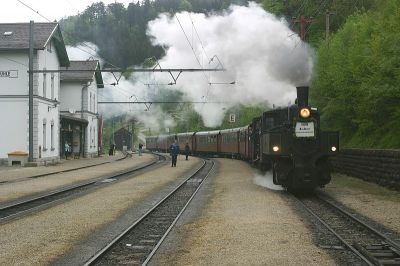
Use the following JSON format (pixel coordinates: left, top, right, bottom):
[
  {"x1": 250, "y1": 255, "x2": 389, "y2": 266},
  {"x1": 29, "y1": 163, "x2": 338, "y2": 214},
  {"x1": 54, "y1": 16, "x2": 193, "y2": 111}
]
[
  {"x1": 317, "y1": 193, "x2": 400, "y2": 251},
  {"x1": 143, "y1": 160, "x2": 215, "y2": 265},
  {"x1": 84, "y1": 159, "x2": 214, "y2": 266},
  {"x1": 294, "y1": 193, "x2": 400, "y2": 266},
  {"x1": 0, "y1": 154, "x2": 166, "y2": 222},
  {"x1": 294, "y1": 196, "x2": 374, "y2": 266},
  {"x1": 0, "y1": 154, "x2": 128, "y2": 185}
]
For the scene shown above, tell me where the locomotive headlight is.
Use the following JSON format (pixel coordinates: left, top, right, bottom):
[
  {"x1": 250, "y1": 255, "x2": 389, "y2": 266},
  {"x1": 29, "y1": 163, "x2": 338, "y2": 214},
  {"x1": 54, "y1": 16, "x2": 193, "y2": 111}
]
[
  {"x1": 272, "y1": 146, "x2": 279, "y2": 152},
  {"x1": 331, "y1": 146, "x2": 337, "y2": 152},
  {"x1": 300, "y1": 108, "x2": 310, "y2": 118}
]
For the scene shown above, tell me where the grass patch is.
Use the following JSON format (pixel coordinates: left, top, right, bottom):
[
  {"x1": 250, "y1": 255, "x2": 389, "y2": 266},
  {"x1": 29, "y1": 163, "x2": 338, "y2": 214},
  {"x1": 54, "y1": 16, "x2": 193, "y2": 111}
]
[{"x1": 330, "y1": 174, "x2": 400, "y2": 203}]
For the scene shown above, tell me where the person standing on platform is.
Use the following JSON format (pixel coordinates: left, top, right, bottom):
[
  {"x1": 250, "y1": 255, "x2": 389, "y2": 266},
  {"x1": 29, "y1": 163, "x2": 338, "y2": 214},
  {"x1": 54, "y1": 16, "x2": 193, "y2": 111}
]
[
  {"x1": 64, "y1": 142, "x2": 70, "y2": 159},
  {"x1": 170, "y1": 139, "x2": 180, "y2": 167},
  {"x1": 184, "y1": 142, "x2": 190, "y2": 160},
  {"x1": 138, "y1": 143, "x2": 143, "y2": 156}
]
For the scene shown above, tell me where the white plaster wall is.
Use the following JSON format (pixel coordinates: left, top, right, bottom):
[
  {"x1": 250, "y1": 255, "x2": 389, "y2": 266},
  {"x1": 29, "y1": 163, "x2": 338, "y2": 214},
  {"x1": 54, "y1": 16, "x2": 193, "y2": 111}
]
[
  {"x1": 37, "y1": 40, "x2": 60, "y2": 100},
  {"x1": 36, "y1": 98, "x2": 59, "y2": 160},
  {"x1": 84, "y1": 114, "x2": 98, "y2": 155},
  {"x1": 0, "y1": 99, "x2": 28, "y2": 158},
  {"x1": 84, "y1": 80, "x2": 98, "y2": 155},
  {"x1": 0, "y1": 40, "x2": 62, "y2": 162},
  {"x1": 31, "y1": 41, "x2": 61, "y2": 161},
  {"x1": 0, "y1": 52, "x2": 29, "y2": 95},
  {"x1": 60, "y1": 81, "x2": 83, "y2": 112}
]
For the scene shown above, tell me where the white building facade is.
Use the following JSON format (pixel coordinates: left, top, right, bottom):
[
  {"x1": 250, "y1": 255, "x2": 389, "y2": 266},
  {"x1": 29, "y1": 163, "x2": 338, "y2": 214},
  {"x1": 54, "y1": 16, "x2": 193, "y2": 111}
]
[
  {"x1": 60, "y1": 60, "x2": 103, "y2": 158},
  {"x1": 0, "y1": 22, "x2": 69, "y2": 164}
]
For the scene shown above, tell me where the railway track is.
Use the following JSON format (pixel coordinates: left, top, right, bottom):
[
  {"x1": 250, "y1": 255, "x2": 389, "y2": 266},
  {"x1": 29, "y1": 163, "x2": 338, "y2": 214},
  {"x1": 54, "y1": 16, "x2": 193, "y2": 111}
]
[
  {"x1": 296, "y1": 193, "x2": 400, "y2": 266},
  {"x1": 85, "y1": 159, "x2": 215, "y2": 266},
  {"x1": 0, "y1": 154, "x2": 129, "y2": 185},
  {"x1": 0, "y1": 153, "x2": 166, "y2": 222}
]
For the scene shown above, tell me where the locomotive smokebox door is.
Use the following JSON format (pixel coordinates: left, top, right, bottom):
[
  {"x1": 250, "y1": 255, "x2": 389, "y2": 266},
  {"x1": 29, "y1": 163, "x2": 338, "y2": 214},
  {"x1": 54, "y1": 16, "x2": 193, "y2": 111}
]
[{"x1": 296, "y1": 86, "x2": 309, "y2": 107}]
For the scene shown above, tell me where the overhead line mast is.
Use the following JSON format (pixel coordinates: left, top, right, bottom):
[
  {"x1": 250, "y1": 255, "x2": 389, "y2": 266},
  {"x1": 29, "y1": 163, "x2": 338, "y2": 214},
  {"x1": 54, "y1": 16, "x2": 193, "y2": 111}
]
[{"x1": 292, "y1": 15, "x2": 315, "y2": 41}]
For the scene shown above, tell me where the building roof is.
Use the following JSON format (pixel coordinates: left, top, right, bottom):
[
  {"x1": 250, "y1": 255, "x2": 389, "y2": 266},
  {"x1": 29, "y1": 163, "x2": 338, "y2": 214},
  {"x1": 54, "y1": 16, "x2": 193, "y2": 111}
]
[
  {"x1": 0, "y1": 22, "x2": 69, "y2": 66},
  {"x1": 60, "y1": 60, "x2": 104, "y2": 88}
]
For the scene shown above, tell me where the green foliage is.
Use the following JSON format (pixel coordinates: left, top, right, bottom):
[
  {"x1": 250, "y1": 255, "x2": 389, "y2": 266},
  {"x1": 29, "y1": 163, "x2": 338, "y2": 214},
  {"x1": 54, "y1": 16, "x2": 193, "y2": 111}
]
[{"x1": 311, "y1": 0, "x2": 400, "y2": 148}]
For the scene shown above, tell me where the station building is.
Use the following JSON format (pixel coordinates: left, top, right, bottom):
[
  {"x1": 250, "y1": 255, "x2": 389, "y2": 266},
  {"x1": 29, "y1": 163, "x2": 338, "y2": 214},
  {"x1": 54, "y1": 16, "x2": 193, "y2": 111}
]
[
  {"x1": 60, "y1": 60, "x2": 104, "y2": 158},
  {"x1": 0, "y1": 22, "x2": 104, "y2": 165},
  {"x1": 0, "y1": 22, "x2": 69, "y2": 165}
]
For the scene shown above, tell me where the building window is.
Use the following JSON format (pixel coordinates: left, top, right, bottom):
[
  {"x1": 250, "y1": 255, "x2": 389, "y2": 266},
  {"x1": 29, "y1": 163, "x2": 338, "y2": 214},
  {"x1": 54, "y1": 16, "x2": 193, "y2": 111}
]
[
  {"x1": 90, "y1": 127, "x2": 93, "y2": 148},
  {"x1": 51, "y1": 121, "x2": 54, "y2": 150},
  {"x1": 89, "y1": 93, "x2": 92, "y2": 112},
  {"x1": 43, "y1": 68, "x2": 47, "y2": 98},
  {"x1": 43, "y1": 121, "x2": 47, "y2": 150},
  {"x1": 47, "y1": 42, "x2": 52, "y2": 52},
  {"x1": 51, "y1": 73, "x2": 55, "y2": 100},
  {"x1": 93, "y1": 94, "x2": 96, "y2": 113},
  {"x1": 92, "y1": 126, "x2": 95, "y2": 145}
]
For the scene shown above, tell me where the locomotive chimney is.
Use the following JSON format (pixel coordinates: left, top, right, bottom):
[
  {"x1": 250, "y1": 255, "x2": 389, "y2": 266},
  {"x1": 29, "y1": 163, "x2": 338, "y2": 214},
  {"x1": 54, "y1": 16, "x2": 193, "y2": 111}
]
[{"x1": 296, "y1": 86, "x2": 309, "y2": 107}]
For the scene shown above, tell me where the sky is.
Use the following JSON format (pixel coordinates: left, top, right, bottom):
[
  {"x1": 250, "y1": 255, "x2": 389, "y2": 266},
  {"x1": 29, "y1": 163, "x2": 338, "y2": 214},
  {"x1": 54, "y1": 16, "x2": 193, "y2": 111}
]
[{"x1": 1, "y1": 0, "x2": 133, "y2": 23}]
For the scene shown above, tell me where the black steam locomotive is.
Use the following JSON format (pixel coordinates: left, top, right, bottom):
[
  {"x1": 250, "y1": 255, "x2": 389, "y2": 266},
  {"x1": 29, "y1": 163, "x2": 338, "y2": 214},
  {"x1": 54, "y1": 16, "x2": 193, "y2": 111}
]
[
  {"x1": 146, "y1": 86, "x2": 339, "y2": 191},
  {"x1": 251, "y1": 86, "x2": 339, "y2": 190}
]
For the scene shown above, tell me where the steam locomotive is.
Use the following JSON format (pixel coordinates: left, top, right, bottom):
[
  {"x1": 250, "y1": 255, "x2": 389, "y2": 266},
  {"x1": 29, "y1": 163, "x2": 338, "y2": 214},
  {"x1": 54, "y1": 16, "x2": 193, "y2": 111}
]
[{"x1": 146, "y1": 86, "x2": 339, "y2": 190}]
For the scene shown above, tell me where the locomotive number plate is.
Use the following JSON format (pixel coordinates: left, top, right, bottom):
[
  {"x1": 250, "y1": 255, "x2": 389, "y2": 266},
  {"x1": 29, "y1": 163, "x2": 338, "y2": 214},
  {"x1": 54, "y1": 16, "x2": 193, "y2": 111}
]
[{"x1": 295, "y1": 122, "x2": 315, "y2": 137}]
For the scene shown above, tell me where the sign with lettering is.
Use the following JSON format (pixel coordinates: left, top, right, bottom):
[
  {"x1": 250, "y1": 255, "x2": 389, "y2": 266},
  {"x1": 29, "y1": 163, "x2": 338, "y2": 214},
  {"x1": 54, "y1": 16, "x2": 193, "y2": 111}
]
[
  {"x1": 229, "y1": 114, "x2": 236, "y2": 123},
  {"x1": 0, "y1": 70, "x2": 18, "y2": 78}
]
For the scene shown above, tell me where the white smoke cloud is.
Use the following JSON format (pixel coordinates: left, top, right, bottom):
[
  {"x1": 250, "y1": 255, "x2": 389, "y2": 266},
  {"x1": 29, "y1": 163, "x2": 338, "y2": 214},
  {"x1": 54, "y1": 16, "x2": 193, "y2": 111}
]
[
  {"x1": 65, "y1": 43, "x2": 176, "y2": 133},
  {"x1": 66, "y1": 42, "x2": 103, "y2": 63},
  {"x1": 64, "y1": 4, "x2": 314, "y2": 131},
  {"x1": 147, "y1": 3, "x2": 314, "y2": 127},
  {"x1": 254, "y1": 171, "x2": 284, "y2": 191}
]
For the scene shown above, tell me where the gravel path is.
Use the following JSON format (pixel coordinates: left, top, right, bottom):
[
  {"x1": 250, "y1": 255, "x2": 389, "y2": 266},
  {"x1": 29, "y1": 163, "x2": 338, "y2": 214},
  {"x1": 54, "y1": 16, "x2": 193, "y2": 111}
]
[
  {"x1": 0, "y1": 156, "x2": 201, "y2": 266},
  {"x1": 153, "y1": 158, "x2": 336, "y2": 265},
  {"x1": 0, "y1": 154, "x2": 155, "y2": 204},
  {"x1": 323, "y1": 173, "x2": 400, "y2": 233}
]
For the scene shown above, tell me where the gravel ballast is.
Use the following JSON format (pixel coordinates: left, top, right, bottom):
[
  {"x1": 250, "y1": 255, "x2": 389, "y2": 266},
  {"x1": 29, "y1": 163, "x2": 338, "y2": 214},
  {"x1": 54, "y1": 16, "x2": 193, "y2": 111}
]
[
  {"x1": 323, "y1": 173, "x2": 400, "y2": 233},
  {"x1": 153, "y1": 158, "x2": 336, "y2": 265},
  {"x1": 0, "y1": 156, "x2": 201, "y2": 266},
  {"x1": 0, "y1": 154, "x2": 155, "y2": 203}
]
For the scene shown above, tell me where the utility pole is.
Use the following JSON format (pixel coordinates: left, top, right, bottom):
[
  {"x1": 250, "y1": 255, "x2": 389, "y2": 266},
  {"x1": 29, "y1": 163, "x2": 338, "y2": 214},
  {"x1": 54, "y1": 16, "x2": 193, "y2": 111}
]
[
  {"x1": 325, "y1": 9, "x2": 335, "y2": 44},
  {"x1": 28, "y1": 21, "x2": 34, "y2": 162},
  {"x1": 292, "y1": 16, "x2": 315, "y2": 41}
]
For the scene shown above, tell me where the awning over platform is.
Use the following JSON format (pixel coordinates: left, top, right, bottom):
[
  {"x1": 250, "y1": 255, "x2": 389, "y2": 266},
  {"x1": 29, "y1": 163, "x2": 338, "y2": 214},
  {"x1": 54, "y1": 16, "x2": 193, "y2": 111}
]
[{"x1": 60, "y1": 114, "x2": 88, "y2": 125}]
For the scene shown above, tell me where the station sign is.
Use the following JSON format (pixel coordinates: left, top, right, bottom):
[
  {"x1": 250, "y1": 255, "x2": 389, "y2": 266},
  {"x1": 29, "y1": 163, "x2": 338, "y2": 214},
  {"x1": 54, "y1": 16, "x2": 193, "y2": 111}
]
[
  {"x1": 229, "y1": 114, "x2": 236, "y2": 123},
  {"x1": 0, "y1": 70, "x2": 18, "y2": 78}
]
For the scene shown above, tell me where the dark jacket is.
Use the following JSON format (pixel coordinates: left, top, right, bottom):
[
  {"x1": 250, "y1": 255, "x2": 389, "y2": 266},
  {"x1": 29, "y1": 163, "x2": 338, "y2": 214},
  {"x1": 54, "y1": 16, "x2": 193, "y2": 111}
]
[
  {"x1": 170, "y1": 143, "x2": 180, "y2": 155},
  {"x1": 185, "y1": 144, "x2": 190, "y2": 153}
]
